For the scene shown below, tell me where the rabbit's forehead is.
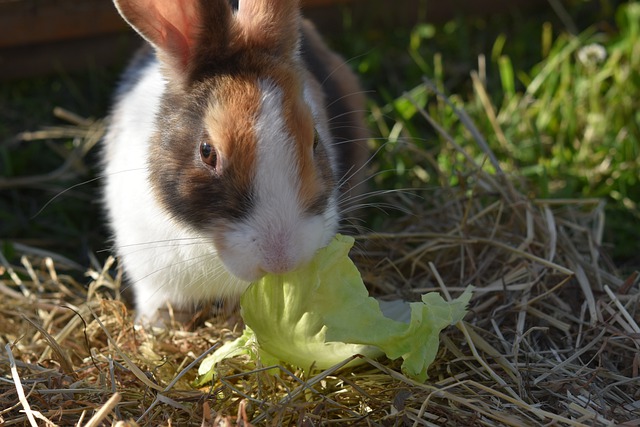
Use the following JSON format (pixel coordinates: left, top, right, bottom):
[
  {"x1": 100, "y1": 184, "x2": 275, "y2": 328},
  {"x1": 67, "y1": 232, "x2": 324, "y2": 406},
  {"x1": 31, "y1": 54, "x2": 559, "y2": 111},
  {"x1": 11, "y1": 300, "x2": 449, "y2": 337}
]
[{"x1": 252, "y1": 79, "x2": 316, "y2": 213}]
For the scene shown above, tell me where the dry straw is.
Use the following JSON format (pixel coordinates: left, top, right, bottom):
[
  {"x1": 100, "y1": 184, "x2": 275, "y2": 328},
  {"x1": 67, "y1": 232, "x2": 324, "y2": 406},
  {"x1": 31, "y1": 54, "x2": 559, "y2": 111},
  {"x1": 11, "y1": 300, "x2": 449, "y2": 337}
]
[{"x1": 1, "y1": 85, "x2": 638, "y2": 426}]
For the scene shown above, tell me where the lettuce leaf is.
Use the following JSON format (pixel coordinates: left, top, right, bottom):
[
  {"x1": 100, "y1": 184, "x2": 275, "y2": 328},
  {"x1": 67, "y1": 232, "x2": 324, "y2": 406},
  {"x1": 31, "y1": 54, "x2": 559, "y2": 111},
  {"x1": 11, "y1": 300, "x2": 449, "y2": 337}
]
[{"x1": 197, "y1": 234, "x2": 472, "y2": 384}]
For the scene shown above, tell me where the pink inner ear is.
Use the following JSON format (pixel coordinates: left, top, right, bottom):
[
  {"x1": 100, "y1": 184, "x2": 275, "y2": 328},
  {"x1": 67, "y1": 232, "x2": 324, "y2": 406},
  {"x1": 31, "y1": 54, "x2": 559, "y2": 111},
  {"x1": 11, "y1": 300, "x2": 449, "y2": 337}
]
[
  {"x1": 116, "y1": 0, "x2": 201, "y2": 70},
  {"x1": 154, "y1": 16, "x2": 193, "y2": 69}
]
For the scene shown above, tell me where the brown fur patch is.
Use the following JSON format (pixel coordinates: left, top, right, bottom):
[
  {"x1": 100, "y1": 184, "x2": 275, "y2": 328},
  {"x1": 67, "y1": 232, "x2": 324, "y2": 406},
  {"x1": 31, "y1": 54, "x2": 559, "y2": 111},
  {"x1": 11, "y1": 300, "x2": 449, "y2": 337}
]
[
  {"x1": 279, "y1": 76, "x2": 319, "y2": 209},
  {"x1": 203, "y1": 76, "x2": 261, "y2": 194}
]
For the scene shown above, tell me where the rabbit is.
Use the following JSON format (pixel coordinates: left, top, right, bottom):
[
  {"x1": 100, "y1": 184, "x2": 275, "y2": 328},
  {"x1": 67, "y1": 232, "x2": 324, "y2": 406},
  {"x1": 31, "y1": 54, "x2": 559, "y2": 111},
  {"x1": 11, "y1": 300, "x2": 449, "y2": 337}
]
[{"x1": 102, "y1": 0, "x2": 369, "y2": 323}]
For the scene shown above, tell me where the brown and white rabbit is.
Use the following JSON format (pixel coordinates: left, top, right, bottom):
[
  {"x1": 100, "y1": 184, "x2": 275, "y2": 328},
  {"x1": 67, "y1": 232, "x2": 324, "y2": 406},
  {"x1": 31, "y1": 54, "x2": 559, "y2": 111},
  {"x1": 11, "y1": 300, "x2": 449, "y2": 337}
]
[{"x1": 103, "y1": 0, "x2": 368, "y2": 322}]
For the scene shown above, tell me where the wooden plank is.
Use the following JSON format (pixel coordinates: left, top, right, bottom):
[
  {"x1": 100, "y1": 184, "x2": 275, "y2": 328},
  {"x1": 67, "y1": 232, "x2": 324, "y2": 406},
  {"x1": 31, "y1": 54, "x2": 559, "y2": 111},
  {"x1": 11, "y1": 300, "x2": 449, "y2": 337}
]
[
  {"x1": 0, "y1": 0, "x2": 546, "y2": 80},
  {"x1": 0, "y1": 0, "x2": 125, "y2": 48},
  {"x1": 0, "y1": 33, "x2": 138, "y2": 80}
]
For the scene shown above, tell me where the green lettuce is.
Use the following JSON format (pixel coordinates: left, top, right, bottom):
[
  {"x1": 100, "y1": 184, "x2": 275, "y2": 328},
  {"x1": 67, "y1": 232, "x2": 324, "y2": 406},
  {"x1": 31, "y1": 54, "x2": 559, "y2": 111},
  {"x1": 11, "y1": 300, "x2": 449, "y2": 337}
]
[{"x1": 197, "y1": 235, "x2": 472, "y2": 384}]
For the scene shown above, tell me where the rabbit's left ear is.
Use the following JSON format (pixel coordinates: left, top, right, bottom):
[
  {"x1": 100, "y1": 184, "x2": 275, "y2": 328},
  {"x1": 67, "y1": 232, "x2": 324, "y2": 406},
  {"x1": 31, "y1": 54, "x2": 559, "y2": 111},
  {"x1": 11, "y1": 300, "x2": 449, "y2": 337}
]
[
  {"x1": 113, "y1": 0, "x2": 233, "y2": 75},
  {"x1": 233, "y1": 0, "x2": 301, "y2": 56}
]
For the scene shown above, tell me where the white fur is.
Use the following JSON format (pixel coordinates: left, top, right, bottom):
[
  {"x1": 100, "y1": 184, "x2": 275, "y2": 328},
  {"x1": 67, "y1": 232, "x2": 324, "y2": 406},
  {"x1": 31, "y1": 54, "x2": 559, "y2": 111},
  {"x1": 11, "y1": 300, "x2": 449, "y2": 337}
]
[{"x1": 104, "y1": 61, "x2": 247, "y2": 321}]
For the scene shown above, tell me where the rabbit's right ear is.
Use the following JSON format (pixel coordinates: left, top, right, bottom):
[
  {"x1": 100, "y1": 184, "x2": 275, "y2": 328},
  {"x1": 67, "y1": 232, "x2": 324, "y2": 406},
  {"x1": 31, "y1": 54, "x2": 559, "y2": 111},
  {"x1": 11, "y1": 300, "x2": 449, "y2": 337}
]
[
  {"x1": 114, "y1": 0, "x2": 231, "y2": 77},
  {"x1": 234, "y1": 0, "x2": 300, "y2": 57}
]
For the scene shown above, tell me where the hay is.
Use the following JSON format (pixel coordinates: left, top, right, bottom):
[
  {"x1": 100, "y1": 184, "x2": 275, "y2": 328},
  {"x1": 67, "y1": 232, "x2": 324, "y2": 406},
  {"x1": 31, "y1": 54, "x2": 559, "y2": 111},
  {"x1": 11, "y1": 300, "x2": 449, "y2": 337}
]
[{"x1": 1, "y1": 94, "x2": 639, "y2": 426}]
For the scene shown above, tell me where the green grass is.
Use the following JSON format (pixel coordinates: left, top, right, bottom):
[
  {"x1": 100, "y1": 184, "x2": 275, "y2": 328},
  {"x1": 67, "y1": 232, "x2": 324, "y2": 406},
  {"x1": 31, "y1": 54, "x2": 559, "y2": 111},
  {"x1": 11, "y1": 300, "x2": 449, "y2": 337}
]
[
  {"x1": 336, "y1": 0, "x2": 639, "y2": 263},
  {"x1": 1, "y1": 0, "x2": 638, "y2": 266}
]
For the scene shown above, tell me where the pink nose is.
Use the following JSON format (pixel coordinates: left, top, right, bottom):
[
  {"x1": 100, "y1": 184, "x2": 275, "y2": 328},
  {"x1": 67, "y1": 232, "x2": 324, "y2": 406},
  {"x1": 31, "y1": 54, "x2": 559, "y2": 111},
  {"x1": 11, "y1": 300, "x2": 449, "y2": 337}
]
[
  {"x1": 259, "y1": 236, "x2": 298, "y2": 274},
  {"x1": 260, "y1": 251, "x2": 297, "y2": 275}
]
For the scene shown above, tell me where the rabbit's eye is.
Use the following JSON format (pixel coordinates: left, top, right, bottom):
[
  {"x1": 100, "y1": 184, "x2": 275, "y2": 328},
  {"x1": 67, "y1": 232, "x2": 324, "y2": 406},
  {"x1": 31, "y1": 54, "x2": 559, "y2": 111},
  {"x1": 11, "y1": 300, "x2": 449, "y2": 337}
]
[
  {"x1": 200, "y1": 141, "x2": 218, "y2": 168},
  {"x1": 313, "y1": 129, "x2": 320, "y2": 151}
]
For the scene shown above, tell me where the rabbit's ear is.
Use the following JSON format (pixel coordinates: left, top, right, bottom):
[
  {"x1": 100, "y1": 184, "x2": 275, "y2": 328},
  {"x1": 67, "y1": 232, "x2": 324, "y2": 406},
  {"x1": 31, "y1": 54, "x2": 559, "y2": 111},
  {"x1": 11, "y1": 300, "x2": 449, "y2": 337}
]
[
  {"x1": 234, "y1": 0, "x2": 301, "y2": 56},
  {"x1": 114, "y1": 0, "x2": 232, "y2": 73}
]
